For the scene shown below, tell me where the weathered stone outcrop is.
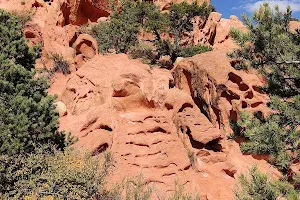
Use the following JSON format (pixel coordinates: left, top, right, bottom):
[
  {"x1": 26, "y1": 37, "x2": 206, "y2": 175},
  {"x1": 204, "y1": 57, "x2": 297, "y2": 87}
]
[
  {"x1": 0, "y1": 0, "x2": 285, "y2": 198},
  {"x1": 49, "y1": 53, "x2": 279, "y2": 199},
  {"x1": 67, "y1": 0, "x2": 110, "y2": 25},
  {"x1": 290, "y1": 20, "x2": 300, "y2": 33},
  {"x1": 191, "y1": 12, "x2": 246, "y2": 48},
  {"x1": 72, "y1": 33, "x2": 98, "y2": 59},
  {"x1": 173, "y1": 50, "x2": 270, "y2": 133}
]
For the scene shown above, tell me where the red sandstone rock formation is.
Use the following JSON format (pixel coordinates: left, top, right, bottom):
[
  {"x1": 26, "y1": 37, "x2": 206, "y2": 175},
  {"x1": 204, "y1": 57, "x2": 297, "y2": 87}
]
[
  {"x1": 67, "y1": 0, "x2": 110, "y2": 25},
  {"x1": 173, "y1": 50, "x2": 270, "y2": 134},
  {"x1": 290, "y1": 20, "x2": 300, "y2": 33},
  {"x1": 48, "y1": 53, "x2": 279, "y2": 199},
  {"x1": 0, "y1": 0, "x2": 286, "y2": 198}
]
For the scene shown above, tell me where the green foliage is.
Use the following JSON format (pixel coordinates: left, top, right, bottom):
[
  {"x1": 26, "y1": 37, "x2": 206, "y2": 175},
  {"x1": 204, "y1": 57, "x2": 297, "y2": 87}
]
[
  {"x1": 50, "y1": 53, "x2": 70, "y2": 75},
  {"x1": 0, "y1": 9, "x2": 38, "y2": 70},
  {"x1": 228, "y1": 3, "x2": 300, "y2": 97},
  {"x1": 150, "y1": 1, "x2": 214, "y2": 64},
  {"x1": 125, "y1": 175, "x2": 153, "y2": 200},
  {"x1": 168, "y1": 1, "x2": 212, "y2": 38},
  {"x1": 228, "y1": 3, "x2": 300, "y2": 175},
  {"x1": 236, "y1": 110, "x2": 299, "y2": 172},
  {"x1": 91, "y1": 0, "x2": 153, "y2": 53},
  {"x1": 0, "y1": 9, "x2": 66, "y2": 156},
  {"x1": 128, "y1": 41, "x2": 156, "y2": 64},
  {"x1": 124, "y1": 175, "x2": 200, "y2": 200},
  {"x1": 187, "y1": 149, "x2": 195, "y2": 168},
  {"x1": 168, "y1": 181, "x2": 200, "y2": 200},
  {"x1": 179, "y1": 44, "x2": 212, "y2": 58},
  {"x1": 0, "y1": 148, "x2": 119, "y2": 199},
  {"x1": 0, "y1": 59, "x2": 66, "y2": 155},
  {"x1": 91, "y1": 0, "x2": 213, "y2": 64},
  {"x1": 235, "y1": 165, "x2": 299, "y2": 200}
]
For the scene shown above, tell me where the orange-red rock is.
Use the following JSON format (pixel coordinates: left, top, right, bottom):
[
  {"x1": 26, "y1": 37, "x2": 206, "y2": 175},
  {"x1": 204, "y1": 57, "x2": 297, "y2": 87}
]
[
  {"x1": 68, "y1": 0, "x2": 110, "y2": 25},
  {"x1": 290, "y1": 20, "x2": 300, "y2": 33},
  {"x1": 49, "y1": 53, "x2": 279, "y2": 199},
  {"x1": 0, "y1": 1, "x2": 286, "y2": 198}
]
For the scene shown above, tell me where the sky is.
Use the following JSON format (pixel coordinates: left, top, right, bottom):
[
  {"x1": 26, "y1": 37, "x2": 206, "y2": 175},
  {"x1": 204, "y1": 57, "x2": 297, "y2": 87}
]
[{"x1": 211, "y1": 0, "x2": 300, "y2": 20}]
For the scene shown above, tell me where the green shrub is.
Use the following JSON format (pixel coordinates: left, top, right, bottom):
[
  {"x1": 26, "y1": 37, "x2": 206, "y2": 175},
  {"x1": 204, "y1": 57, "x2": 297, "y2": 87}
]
[
  {"x1": 187, "y1": 149, "x2": 195, "y2": 168},
  {"x1": 0, "y1": 59, "x2": 67, "y2": 156},
  {"x1": 50, "y1": 53, "x2": 70, "y2": 75},
  {"x1": 91, "y1": 0, "x2": 148, "y2": 53},
  {"x1": 91, "y1": 0, "x2": 214, "y2": 64},
  {"x1": 125, "y1": 175, "x2": 153, "y2": 200},
  {"x1": 168, "y1": 181, "x2": 200, "y2": 200},
  {"x1": 228, "y1": 3, "x2": 300, "y2": 176},
  {"x1": 235, "y1": 165, "x2": 299, "y2": 200},
  {"x1": 179, "y1": 45, "x2": 212, "y2": 58},
  {"x1": 0, "y1": 148, "x2": 119, "y2": 199},
  {"x1": 151, "y1": 1, "x2": 214, "y2": 64},
  {"x1": 0, "y1": 9, "x2": 67, "y2": 156},
  {"x1": 0, "y1": 9, "x2": 38, "y2": 69},
  {"x1": 128, "y1": 41, "x2": 156, "y2": 64},
  {"x1": 123, "y1": 175, "x2": 200, "y2": 200},
  {"x1": 228, "y1": 3, "x2": 299, "y2": 97}
]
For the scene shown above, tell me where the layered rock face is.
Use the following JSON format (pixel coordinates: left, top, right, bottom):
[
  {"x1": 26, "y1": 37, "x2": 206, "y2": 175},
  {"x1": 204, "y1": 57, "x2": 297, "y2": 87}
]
[
  {"x1": 67, "y1": 0, "x2": 110, "y2": 25},
  {"x1": 49, "y1": 52, "x2": 278, "y2": 199},
  {"x1": 0, "y1": 0, "x2": 283, "y2": 198},
  {"x1": 173, "y1": 51, "x2": 270, "y2": 133}
]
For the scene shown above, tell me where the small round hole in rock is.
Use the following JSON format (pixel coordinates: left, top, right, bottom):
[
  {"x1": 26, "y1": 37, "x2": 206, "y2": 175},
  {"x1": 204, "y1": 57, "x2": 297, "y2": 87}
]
[{"x1": 242, "y1": 101, "x2": 247, "y2": 108}]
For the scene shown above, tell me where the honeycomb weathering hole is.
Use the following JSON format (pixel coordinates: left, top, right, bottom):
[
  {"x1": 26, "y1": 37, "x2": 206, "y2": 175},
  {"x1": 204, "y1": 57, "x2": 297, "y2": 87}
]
[
  {"x1": 228, "y1": 72, "x2": 249, "y2": 91},
  {"x1": 92, "y1": 143, "x2": 109, "y2": 156},
  {"x1": 178, "y1": 103, "x2": 193, "y2": 112},
  {"x1": 98, "y1": 124, "x2": 113, "y2": 132},
  {"x1": 113, "y1": 89, "x2": 129, "y2": 97},
  {"x1": 221, "y1": 90, "x2": 240, "y2": 102},
  {"x1": 25, "y1": 32, "x2": 36, "y2": 39},
  {"x1": 228, "y1": 72, "x2": 242, "y2": 84},
  {"x1": 245, "y1": 91, "x2": 254, "y2": 99},
  {"x1": 165, "y1": 103, "x2": 174, "y2": 110},
  {"x1": 230, "y1": 110, "x2": 238, "y2": 121},
  {"x1": 253, "y1": 86, "x2": 263, "y2": 93},
  {"x1": 148, "y1": 127, "x2": 167, "y2": 133},
  {"x1": 251, "y1": 102, "x2": 263, "y2": 108},
  {"x1": 239, "y1": 83, "x2": 249, "y2": 91},
  {"x1": 242, "y1": 101, "x2": 247, "y2": 108},
  {"x1": 205, "y1": 138, "x2": 223, "y2": 152},
  {"x1": 223, "y1": 169, "x2": 236, "y2": 178}
]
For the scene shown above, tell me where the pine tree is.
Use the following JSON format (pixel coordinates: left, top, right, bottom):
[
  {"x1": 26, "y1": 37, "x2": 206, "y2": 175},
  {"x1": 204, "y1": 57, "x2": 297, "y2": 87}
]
[
  {"x1": 229, "y1": 3, "x2": 300, "y2": 182},
  {"x1": 91, "y1": 0, "x2": 214, "y2": 64},
  {"x1": 235, "y1": 165, "x2": 299, "y2": 200},
  {"x1": 0, "y1": 9, "x2": 38, "y2": 69},
  {"x1": 0, "y1": 9, "x2": 66, "y2": 155}
]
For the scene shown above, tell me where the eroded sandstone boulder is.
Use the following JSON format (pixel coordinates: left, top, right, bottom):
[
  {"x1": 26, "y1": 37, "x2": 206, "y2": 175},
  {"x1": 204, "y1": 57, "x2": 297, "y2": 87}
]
[
  {"x1": 173, "y1": 49, "x2": 270, "y2": 133},
  {"x1": 290, "y1": 20, "x2": 300, "y2": 33},
  {"x1": 67, "y1": 0, "x2": 110, "y2": 25},
  {"x1": 0, "y1": 1, "x2": 284, "y2": 198},
  {"x1": 54, "y1": 101, "x2": 68, "y2": 116},
  {"x1": 72, "y1": 33, "x2": 98, "y2": 59},
  {"x1": 194, "y1": 12, "x2": 221, "y2": 45},
  {"x1": 49, "y1": 53, "x2": 279, "y2": 199}
]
